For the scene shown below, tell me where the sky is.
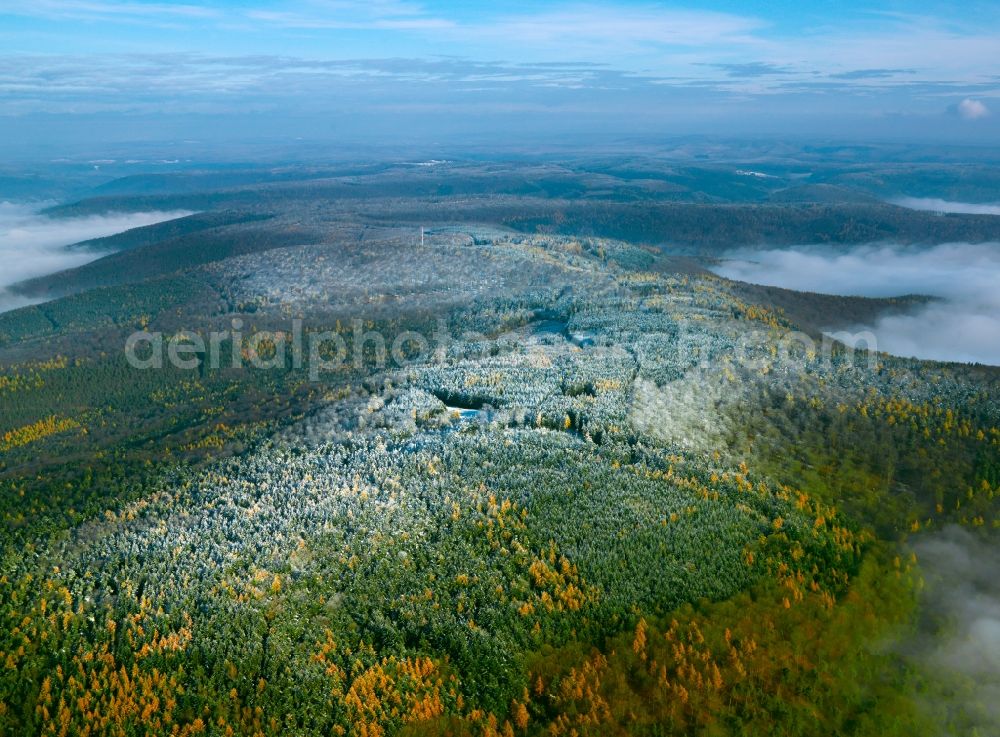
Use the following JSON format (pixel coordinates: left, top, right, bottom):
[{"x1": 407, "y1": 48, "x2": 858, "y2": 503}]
[{"x1": 1, "y1": 1, "x2": 999, "y2": 153}]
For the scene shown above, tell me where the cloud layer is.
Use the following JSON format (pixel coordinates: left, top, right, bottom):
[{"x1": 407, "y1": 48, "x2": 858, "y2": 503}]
[
  {"x1": 957, "y1": 98, "x2": 990, "y2": 120},
  {"x1": 908, "y1": 527, "x2": 1000, "y2": 731},
  {"x1": 894, "y1": 197, "x2": 1000, "y2": 216},
  {"x1": 0, "y1": 203, "x2": 190, "y2": 312},
  {"x1": 713, "y1": 242, "x2": 1000, "y2": 365},
  {"x1": 1, "y1": 2, "x2": 998, "y2": 145}
]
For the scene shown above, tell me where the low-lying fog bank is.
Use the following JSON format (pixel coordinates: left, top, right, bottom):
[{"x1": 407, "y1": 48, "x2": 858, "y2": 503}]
[
  {"x1": 712, "y1": 242, "x2": 1000, "y2": 366},
  {"x1": 908, "y1": 527, "x2": 1000, "y2": 732},
  {"x1": 0, "y1": 203, "x2": 191, "y2": 313},
  {"x1": 893, "y1": 197, "x2": 1000, "y2": 216}
]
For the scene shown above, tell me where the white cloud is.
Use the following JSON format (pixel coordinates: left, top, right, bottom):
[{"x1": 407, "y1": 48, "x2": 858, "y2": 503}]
[
  {"x1": 908, "y1": 527, "x2": 1000, "y2": 732},
  {"x1": 0, "y1": 203, "x2": 192, "y2": 313},
  {"x1": 712, "y1": 243, "x2": 1000, "y2": 366},
  {"x1": 957, "y1": 97, "x2": 990, "y2": 120},
  {"x1": 4, "y1": 0, "x2": 450, "y2": 30},
  {"x1": 2, "y1": 0, "x2": 219, "y2": 22},
  {"x1": 893, "y1": 197, "x2": 1000, "y2": 215},
  {"x1": 246, "y1": 0, "x2": 454, "y2": 31},
  {"x1": 459, "y1": 6, "x2": 764, "y2": 49}
]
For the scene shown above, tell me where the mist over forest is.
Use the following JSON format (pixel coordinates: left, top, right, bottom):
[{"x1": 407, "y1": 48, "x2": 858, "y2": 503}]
[
  {"x1": 905, "y1": 527, "x2": 1000, "y2": 731},
  {"x1": 713, "y1": 241, "x2": 1000, "y2": 365},
  {"x1": 0, "y1": 205, "x2": 190, "y2": 312},
  {"x1": 2, "y1": 2, "x2": 999, "y2": 736}
]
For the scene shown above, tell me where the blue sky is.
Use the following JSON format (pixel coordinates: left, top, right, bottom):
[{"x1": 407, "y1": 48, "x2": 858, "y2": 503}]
[{"x1": 1, "y1": 1, "x2": 998, "y2": 152}]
